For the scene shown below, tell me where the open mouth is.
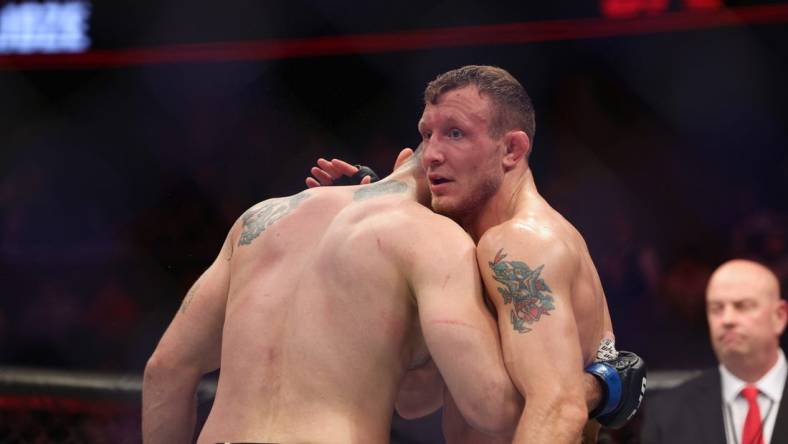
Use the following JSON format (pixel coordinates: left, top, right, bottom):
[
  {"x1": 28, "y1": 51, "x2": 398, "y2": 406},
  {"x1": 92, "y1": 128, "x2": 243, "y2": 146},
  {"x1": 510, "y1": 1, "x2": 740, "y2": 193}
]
[{"x1": 428, "y1": 174, "x2": 452, "y2": 186}]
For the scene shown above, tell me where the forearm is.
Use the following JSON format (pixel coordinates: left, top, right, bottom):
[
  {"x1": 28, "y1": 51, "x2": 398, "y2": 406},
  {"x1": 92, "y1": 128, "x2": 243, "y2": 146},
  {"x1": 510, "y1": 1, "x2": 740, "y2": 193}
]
[
  {"x1": 461, "y1": 366, "x2": 523, "y2": 436},
  {"x1": 142, "y1": 357, "x2": 202, "y2": 444},
  {"x1": 427, "y1": 323, "x2": 523, "y2": 435},
  {"x1": 513, "y1": 393, "x2": 587, "y2": 444},
  {"x1": 583, "y1": 372, "x2": 602, "y2": 413},
  {"x1": 581, "y1": 379, "x2": 602, "y2": 444},
  {"x1": 443, "y1": 391, "x2": 513, "y2": 444}
]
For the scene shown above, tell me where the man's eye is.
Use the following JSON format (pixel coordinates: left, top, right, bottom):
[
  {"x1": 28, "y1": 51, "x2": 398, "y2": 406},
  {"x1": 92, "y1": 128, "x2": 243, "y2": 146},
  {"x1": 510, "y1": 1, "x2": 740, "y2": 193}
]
[
  {"x1": 422, "y1": 131, "x2": 432, "y2": 140},
  {"x1": 448, "y1": 128, "x2": 463, "y2": 139}
]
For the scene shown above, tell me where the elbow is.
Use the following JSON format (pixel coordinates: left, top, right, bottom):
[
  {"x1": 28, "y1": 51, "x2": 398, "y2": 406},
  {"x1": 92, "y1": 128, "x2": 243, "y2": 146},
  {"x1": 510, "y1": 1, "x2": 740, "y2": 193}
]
[
  {"x1": 463, "y1": 400, "x2": 519, "y2": 437},
  {"x1": 143, "y1": 353, "x2": 171, "y2": 394},
  {"x1": 143, "y1": 349, "x2": 201, "y2": 394},
  {"x1": 143, "y1": 353, "x2": 168, "y2": 385},
  {"x1": 531, "y1": 390, "x2": 588, "y2": 435},
  {"x1": 556, "y1": 399, "x2": 589, "y2": 431},
  {"x1": 144, "y1": 350, "x2": 174, "y2": 382},
  {"x1": 463, "y1": 381, "x2": 524, "y2": 436}
]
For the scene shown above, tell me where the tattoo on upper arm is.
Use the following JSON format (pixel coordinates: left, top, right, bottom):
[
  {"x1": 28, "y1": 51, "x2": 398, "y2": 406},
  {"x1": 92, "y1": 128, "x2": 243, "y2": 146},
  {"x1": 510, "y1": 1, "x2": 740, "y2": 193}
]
[
  {"x1": 180, "y1": 281, "x2": 201, "y2": 314},
  {"x1": 238, "y1": 192, "x2": 310, "y2": 246},
  {"x1": 489, "y1": 249, "x2": 555, "y2": 334},
  {"x1": 353, "y1": 180, "x2": 407, "y2": 201}
]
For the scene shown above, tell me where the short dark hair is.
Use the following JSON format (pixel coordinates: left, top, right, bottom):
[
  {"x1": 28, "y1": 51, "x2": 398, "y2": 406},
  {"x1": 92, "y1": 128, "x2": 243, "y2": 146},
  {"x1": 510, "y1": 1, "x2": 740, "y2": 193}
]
[{"x1": 424, "y1": 65, "x2": 535, "y2": 142}]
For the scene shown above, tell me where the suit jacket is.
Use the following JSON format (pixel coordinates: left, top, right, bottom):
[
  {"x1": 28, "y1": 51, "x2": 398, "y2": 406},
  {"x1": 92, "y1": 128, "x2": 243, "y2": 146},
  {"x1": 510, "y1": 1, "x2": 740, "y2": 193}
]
[{"x1": 641, "y1": 369, "x2": 788, "y2": 444}]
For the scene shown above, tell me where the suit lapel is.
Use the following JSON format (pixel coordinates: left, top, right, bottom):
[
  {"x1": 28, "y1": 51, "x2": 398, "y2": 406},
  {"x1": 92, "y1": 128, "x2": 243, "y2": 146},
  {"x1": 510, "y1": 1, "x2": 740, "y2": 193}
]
[{"x1": 772, "y1": 379, "x2": 788, "y2": 444}]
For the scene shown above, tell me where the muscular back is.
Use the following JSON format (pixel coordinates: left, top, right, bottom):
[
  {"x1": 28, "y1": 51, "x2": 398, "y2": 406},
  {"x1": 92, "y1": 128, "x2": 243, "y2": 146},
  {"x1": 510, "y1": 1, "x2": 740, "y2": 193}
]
[{"x1": 198, "y1": 183, "x2": 437, "y2": 444}]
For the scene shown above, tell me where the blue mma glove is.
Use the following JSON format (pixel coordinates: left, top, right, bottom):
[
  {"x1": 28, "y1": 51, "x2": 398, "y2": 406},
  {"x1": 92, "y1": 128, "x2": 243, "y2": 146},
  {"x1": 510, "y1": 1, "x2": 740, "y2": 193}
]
[{"x1": 586, "y1": 350, "x2": 646, "y2": 429}]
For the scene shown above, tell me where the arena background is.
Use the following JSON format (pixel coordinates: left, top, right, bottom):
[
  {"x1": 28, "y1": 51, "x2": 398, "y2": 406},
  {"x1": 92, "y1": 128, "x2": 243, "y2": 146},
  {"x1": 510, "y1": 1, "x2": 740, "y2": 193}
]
[{"x1": 0, "y1": 0, "x2": 786, "y2": 442}]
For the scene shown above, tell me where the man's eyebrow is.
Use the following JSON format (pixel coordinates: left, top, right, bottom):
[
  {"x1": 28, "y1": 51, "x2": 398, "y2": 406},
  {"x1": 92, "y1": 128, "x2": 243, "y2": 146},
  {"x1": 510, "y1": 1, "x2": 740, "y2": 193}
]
[
  {"x1": 432, "y1": 115, "x2": 465, "y2": 128},
  {"x1": 710, "y1": 297, "x2": 756, "y2": 305},
  {"x1": 735, "y1": 298, "x2": 757, "y2": 304},
  {"x1": 418, "y1": 114, "x2": 472, "y2": 133}
]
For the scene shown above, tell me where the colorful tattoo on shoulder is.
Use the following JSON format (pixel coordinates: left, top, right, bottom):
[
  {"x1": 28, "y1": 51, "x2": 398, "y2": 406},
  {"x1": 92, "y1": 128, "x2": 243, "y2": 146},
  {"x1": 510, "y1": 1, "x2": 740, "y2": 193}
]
[
  {"x1": 488, "y1": 248, "x2": 555, "y2": 334},
  {"x1": 238, "y1": 191, "x2": 310, "y2": 246},
  {"x1": 352, "y1": 180, "x2": 407, "y2": 201}
]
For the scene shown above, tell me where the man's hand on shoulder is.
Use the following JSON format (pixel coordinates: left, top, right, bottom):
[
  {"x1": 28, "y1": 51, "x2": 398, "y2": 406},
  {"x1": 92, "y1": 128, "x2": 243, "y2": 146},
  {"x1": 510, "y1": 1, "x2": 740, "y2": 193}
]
[
  {"x1": 303, "y1": 148, "x2": 413, "y2": 188},
  {"x1": 305, "y1": 158, "x2": 377, "y2": 188}
]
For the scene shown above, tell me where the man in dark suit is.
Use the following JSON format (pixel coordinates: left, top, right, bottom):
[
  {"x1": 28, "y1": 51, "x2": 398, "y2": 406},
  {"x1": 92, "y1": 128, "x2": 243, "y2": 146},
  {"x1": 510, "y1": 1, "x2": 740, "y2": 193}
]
[{"x1": 642, "y1": 259, "x2": 788, "y2": 444}]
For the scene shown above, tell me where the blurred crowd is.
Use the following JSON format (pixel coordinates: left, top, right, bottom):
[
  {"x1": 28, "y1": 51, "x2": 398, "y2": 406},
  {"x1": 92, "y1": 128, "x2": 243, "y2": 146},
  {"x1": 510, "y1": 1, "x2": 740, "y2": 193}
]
[{"x1": 1, "y1": 54, "x2": 785, "y2": 378}]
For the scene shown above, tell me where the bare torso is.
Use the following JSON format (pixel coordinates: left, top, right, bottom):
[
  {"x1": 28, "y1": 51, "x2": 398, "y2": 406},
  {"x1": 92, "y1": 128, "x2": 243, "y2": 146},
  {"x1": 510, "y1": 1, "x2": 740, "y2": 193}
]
[{"x1": 197, "y1": 185, "x2": 433, "y2": 444}]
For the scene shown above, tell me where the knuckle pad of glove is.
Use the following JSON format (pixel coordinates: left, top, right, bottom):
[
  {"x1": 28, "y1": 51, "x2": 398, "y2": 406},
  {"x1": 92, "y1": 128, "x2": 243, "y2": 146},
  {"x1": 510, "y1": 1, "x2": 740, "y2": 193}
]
[
  {"x1": 355, "y1": 165, "x2": 380, "y2": 182},
  {"x1": 332, "y1": 165, "x2": 380, "y2": 186},
  {"x1": 598, "y1": 351, "x2": 647, "y2": 429}
]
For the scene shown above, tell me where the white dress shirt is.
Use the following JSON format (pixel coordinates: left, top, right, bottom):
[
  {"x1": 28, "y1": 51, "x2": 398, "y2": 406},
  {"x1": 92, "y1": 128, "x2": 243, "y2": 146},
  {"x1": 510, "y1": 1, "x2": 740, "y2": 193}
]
[{"x1": 720, "y1": 349, "x2": 787, "y2": 444}]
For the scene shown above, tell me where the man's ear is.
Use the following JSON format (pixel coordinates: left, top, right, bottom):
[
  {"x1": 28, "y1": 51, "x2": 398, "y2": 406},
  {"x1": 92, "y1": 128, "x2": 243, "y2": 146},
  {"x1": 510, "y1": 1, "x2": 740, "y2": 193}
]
[
  {"x1": 501, "y1": 131, "x2": 530, "y2": 170},
  {"x1": 774, "y1": 299, "x2": 787, "y2": 336},
  {"x1": 393, "y1": 147, "x2": 414, "y2": 170}
]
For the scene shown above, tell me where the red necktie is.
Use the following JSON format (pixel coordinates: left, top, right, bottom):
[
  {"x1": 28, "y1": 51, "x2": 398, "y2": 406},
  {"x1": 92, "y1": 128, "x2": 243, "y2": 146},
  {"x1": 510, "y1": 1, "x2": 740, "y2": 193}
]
[{"x1": 741, "y1": 385, "x2": 764, "y2": 444}]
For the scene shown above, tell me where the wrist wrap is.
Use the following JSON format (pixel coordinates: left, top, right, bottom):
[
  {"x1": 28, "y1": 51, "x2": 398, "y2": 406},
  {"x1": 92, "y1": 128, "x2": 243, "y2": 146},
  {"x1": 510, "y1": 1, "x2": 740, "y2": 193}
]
[{"x1": 586, "y1": 362, "x2": 622, "y2": 418}]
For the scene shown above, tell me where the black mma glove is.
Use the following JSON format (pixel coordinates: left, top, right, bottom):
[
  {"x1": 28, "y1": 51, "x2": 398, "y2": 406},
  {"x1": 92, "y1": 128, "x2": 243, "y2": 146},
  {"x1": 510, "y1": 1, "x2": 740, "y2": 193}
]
[
  {"x1": 332, "y1": 165, "x2": 380, "y2": 186},
  {"x1": 585, "y1": 350, "x2": 647, "y2": 429}
]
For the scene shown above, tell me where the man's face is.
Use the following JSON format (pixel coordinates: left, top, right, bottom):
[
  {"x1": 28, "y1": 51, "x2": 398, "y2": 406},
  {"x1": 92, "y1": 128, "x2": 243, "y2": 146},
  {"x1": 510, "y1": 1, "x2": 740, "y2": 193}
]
[
  {"x1": 418, "y1": 86, "x2": 504, "y2": 219},
  {"x1": 706, "y1": 264, "x2": 786, "y2": 368}
]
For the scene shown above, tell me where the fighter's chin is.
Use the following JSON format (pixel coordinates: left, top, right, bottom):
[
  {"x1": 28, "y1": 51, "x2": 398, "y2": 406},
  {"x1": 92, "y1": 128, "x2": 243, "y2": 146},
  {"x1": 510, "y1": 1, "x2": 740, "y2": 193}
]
[{"x1": 430, "y1": 196, "x2": 460, "y2": 217}]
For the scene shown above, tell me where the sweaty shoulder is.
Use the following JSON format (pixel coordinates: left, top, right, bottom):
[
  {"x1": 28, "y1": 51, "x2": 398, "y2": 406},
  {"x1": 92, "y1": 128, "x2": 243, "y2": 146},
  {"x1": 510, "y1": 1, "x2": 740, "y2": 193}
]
[{"x1": 477, "y1": 218, "x2": 580, "y2": 280}]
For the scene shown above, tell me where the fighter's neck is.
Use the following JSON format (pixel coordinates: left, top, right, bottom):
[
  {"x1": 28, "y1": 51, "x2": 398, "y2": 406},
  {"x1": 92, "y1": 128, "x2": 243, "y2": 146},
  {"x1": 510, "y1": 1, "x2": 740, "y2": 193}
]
[{"x1": 464, "y1": 167, "x2": 540, "y2": 242}]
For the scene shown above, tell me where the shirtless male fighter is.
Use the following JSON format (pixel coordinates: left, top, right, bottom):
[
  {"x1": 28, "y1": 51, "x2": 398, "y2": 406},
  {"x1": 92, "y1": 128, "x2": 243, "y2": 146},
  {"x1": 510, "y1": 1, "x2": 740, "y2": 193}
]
[
  {"x1": 310, "y1": 65, "x2": 645, "y2": 443},
  {"x1": 142, "y1": 149, "x2": 526, "y2": 444},
  {"x1": 426, "y1": 65, "x2": 617, "y2": 443}
]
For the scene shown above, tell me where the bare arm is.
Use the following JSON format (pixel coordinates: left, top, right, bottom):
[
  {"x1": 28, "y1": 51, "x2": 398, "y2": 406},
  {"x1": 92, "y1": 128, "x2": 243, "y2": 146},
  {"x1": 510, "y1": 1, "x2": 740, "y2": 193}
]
[
  {"x1": 478, "y1": 227, "x2": 588, "y2": 444},
  {"x1": 142, "y1": 224, "x2": 235, "y2": 443},
  {"x1": 406, "y1": 221, "x2": 523, "y2": 436}
]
